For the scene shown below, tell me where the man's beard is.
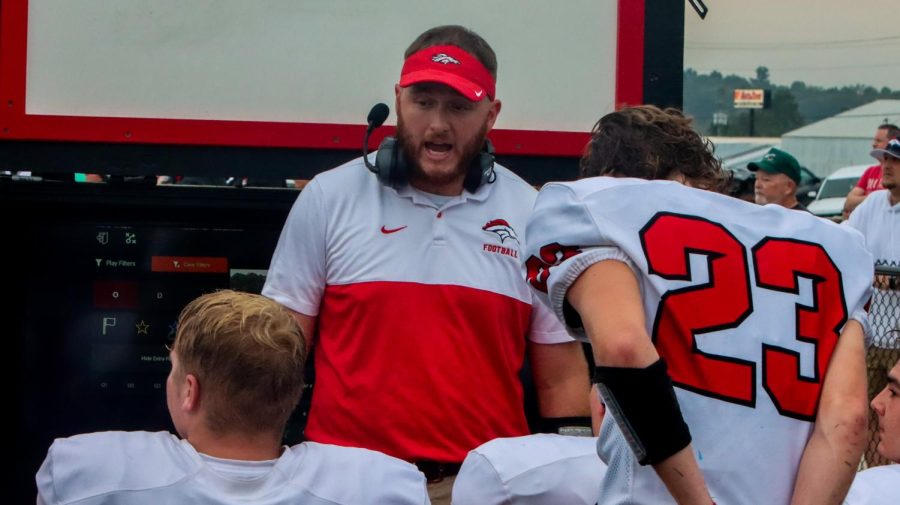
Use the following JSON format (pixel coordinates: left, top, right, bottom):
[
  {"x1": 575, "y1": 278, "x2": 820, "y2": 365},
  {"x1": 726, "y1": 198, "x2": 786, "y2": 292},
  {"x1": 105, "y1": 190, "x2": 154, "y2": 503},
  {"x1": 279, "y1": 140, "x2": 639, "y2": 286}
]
[
  {"x1": 396, "y1": 113, "x2": 488, "y2": 189},
  {"x1": 881, "y1": 160, "x2": 900, "y2": 191},
  {"x1": 883, "y1": 162, "x2": 897, "y2": 190}
]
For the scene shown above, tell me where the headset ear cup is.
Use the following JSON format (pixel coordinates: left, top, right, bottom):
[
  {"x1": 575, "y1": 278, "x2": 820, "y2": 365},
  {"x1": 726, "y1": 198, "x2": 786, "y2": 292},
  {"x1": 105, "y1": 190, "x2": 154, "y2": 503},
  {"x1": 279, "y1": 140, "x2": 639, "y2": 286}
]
[
  {"x1": 374, "y1": 137, "x2": 399, "y2": 187},
  {"x1": 391, "y1": 139, "x2": 408, "y2": 185},
  {"x1": 463, "y1": 138, "x2": 496, "y2": 193},
  {"x1": 374, "y1": 136, "x2": 409, "y2": 187},
  {"x1": 481, "y1": 138, "x2": 496, "y2": 182}
]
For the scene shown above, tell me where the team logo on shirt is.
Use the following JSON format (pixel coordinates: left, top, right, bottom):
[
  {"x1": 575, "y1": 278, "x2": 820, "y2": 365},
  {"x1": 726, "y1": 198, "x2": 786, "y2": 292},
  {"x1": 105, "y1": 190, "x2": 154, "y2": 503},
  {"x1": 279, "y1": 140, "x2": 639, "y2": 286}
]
[
  {"x1": 482, "y1": 219, "x2": 518, "y2": 243},
  {"x1": 482, "y1": 219, "x2": 519, "y2": 259}
]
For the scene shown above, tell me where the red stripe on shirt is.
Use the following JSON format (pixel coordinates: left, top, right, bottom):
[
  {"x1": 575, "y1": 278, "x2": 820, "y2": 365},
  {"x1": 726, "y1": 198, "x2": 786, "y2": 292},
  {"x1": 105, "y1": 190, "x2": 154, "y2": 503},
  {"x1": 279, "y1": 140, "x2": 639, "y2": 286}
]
[{"x1": 304, "y1": 281, "x2": 532, "y2": 462}]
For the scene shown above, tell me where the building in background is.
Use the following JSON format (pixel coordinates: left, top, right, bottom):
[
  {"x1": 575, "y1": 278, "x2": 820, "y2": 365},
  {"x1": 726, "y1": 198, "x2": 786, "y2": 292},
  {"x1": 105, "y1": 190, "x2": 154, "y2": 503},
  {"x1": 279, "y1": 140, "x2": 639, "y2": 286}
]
[{"x1": 781, "y1": 100, "x2": 900, "y2": 177}]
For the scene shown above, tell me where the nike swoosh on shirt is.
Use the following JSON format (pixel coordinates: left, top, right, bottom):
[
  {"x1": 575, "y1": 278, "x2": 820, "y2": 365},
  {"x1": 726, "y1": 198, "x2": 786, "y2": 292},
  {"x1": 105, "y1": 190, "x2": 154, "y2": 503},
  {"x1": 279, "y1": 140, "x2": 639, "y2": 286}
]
[{"x1": 380, "y1": 225, "x2": 408, "y2": 234}]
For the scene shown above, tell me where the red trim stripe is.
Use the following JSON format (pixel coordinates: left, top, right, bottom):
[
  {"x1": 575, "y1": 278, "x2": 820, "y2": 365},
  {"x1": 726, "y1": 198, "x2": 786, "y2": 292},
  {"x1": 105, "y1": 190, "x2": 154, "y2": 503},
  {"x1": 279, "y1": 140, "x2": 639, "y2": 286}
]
[
  {"x1": 0, "y1": 0, "x2": 29, "y2": 121},
  {"x1": 616, "y1": 0, "x2": 645, "y2": 109}
]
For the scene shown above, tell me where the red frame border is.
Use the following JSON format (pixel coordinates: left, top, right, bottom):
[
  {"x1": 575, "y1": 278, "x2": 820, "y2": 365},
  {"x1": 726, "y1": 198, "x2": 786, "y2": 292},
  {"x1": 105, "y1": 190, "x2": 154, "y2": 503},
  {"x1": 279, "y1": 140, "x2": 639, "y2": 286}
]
[{"x1": 0, "y1": 1, "x2": 643, "y2": 156}]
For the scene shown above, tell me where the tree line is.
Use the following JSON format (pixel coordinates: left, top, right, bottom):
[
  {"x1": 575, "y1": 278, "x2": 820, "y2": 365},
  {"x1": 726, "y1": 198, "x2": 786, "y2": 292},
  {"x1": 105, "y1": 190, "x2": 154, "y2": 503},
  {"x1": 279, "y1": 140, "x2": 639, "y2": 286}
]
[{"x1": 684, "y1": 66, "x2": 900, "y2": 137}]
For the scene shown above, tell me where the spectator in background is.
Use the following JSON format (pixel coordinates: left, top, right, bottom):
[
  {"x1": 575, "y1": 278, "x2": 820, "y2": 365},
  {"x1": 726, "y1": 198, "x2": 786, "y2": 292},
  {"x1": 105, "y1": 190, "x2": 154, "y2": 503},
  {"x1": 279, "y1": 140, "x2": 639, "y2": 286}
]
[
  {"x1": 845, "y1": 136, "x2": 900, "y2": 468},
  {"x1": 36, "y1": 290, "x2": 429, "y2": 505},
  {"x1": 843, "y1": 357, "x2": 900, "y2": 504},
  {"x1": 748, "y1": 147, "x2": 809, "y2": 211},
  {"x1": 262, "y1": 25, "x2": 589, "y2": 505},
  {"x1": 844, "y1": 123, "x2": 900, "y2": 217}
]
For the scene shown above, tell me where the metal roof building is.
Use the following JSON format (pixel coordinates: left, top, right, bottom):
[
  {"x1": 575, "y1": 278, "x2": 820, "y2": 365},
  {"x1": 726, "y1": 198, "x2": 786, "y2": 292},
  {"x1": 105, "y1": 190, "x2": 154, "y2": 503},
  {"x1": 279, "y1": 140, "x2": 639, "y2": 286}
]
[{"x1": 780, "y1": 99, "x2": 900, "y2": 177}]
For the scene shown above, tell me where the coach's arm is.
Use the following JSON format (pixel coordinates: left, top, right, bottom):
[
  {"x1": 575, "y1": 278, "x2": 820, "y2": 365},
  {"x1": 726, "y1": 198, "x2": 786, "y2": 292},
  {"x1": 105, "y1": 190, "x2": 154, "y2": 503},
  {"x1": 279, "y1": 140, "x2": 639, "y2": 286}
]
[
  {"x1": 287, "y1": 310, "x2": 316, "y2": 354},
  {"x1": 529, "y1": 340, "x2": 591, "y2": 419}
]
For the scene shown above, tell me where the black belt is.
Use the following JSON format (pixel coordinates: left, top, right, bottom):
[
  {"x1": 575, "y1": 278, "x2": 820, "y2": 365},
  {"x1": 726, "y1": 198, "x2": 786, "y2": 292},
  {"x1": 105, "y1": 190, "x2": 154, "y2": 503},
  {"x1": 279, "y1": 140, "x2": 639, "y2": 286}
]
[{"x1": 414, "y1": 460, "x2": 462, "y2": 483}]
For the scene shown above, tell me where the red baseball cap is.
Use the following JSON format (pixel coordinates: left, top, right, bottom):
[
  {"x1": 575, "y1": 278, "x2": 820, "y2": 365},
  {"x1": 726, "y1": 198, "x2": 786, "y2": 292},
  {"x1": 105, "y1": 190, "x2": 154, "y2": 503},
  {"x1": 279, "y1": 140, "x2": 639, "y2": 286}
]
[{"x1": 399, "y1": 44, "x2": 495, "y2": 101}]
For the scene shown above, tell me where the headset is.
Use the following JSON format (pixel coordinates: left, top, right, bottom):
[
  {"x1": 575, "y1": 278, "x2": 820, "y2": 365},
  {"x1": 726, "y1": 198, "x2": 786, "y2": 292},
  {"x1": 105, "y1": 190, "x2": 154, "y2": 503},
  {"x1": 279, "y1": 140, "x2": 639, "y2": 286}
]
[{"x1": 363, "y1": 103, "x2": 496, "y2": 193}]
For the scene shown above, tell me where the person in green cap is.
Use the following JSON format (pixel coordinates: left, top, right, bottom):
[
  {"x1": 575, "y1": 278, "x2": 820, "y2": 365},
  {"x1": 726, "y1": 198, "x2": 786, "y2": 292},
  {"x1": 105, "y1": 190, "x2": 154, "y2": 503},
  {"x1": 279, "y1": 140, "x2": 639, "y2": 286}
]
[{"x1": 748, "y1": 147, "x2": 808, "y2": 211}]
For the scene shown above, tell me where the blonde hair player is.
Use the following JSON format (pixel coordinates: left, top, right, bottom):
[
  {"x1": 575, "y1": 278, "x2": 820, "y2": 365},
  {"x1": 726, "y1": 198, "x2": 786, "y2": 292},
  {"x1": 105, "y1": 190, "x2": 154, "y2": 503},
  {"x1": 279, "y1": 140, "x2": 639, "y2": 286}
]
[{"x1": 36, "y1": 290, "x2": 429, "y2": 505}]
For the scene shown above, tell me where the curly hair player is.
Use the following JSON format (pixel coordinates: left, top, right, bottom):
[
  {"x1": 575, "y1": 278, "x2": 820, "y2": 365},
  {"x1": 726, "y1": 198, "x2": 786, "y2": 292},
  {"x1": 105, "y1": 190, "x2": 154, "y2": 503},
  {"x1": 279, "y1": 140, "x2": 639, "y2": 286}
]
[{"x1": 524, "y1": 105, "x2": 874, "y2": 504}]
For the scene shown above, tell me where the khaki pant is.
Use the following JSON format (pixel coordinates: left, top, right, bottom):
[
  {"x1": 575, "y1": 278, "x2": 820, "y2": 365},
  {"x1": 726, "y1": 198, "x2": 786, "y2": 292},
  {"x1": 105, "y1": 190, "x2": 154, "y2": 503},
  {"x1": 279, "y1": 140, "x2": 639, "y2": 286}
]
[{"x1": 426, "y1": 475, "x2": 457, "y2": 505}]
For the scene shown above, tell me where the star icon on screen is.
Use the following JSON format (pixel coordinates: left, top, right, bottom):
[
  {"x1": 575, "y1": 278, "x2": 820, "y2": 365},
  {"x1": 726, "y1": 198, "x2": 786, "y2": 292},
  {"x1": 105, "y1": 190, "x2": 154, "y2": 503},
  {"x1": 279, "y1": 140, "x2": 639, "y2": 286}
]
[{"x1": 135, "y1": 320, "x2": 150, "y2": 335}]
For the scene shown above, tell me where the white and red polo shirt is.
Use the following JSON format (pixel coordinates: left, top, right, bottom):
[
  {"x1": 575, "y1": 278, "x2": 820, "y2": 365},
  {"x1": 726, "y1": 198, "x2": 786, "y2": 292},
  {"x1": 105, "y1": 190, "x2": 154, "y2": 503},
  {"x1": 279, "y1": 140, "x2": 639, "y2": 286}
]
[{"x1": 263, "y1": 156, "x2": 570, "y2": 463}]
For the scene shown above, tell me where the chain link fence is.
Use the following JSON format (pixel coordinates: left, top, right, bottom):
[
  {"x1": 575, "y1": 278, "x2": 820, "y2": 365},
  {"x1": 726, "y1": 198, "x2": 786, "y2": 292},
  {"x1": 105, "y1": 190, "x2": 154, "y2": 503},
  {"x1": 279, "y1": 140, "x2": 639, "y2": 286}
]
[{"x1": 863, "y1": 261, "x2": 900, "y2": 468}]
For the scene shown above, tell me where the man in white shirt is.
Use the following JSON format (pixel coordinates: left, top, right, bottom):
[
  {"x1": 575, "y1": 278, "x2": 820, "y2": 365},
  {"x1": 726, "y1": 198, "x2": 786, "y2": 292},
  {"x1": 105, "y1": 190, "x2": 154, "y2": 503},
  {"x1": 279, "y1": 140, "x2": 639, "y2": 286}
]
[
  {"x1": 36, "y1": 290, "x2": 429, "y2": 505},
  {"x1": 262, "y1": 24, "x2": 589, "y2": 505},
  {"x1": 848, "y1": 137, "x2": 900, "y2": 299},
  {"x1": 846, "y1": 136, "x2": 900, "y2": 467}
]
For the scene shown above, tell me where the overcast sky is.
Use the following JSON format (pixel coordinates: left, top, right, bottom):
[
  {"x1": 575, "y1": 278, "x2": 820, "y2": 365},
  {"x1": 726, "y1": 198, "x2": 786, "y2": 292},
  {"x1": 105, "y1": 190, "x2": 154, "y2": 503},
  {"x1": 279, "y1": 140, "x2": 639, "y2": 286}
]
[{"x1": 684, "y1": 0, "x2": 900, "y2": 89}]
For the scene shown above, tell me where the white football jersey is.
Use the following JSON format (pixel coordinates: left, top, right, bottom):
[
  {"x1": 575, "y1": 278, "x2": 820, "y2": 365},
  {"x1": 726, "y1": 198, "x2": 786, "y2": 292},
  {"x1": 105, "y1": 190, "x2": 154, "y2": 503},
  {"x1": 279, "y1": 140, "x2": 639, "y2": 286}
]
[
  {"x1": 36, "y1": 431, "x2": 430, "y2": 505},
  {"x1": 452, "y1": 434, "x2": 605, "y2": 505},
  {"x1": 843, "y1": 465, "x2": 900, "y2": 504},
  {"x1": 524, "y1": 177, "x2": 873, "y2": 505}
]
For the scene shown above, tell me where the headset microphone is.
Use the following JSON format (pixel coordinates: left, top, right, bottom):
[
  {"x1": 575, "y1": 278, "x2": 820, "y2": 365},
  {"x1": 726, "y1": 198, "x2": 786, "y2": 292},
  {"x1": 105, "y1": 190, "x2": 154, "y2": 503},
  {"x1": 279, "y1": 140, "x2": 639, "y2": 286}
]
[{"x1": 363, "y1": 103, "x2": 390, "y2": 173}]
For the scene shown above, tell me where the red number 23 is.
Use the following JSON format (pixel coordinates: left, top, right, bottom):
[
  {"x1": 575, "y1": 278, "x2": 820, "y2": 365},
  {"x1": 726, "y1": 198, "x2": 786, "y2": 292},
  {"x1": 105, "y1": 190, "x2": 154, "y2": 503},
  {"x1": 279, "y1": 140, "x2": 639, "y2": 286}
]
[{"x1": 641, "y1": 213, "x2": 847, "y2": 421}]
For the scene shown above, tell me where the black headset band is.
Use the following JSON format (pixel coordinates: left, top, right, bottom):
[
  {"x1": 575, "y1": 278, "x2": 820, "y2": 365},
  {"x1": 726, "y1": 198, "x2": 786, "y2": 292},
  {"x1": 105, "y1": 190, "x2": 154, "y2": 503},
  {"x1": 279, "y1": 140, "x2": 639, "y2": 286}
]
[{"x1": 373, "y1": 137, "x2": 495, "y2": 192}]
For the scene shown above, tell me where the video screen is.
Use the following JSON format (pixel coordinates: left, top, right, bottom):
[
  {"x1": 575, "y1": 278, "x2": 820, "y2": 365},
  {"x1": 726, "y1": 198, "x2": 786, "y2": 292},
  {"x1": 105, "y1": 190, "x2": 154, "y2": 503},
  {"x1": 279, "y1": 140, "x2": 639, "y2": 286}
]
[{"x1": 17, "y1": 218, "x2": 312, "y2": 500}]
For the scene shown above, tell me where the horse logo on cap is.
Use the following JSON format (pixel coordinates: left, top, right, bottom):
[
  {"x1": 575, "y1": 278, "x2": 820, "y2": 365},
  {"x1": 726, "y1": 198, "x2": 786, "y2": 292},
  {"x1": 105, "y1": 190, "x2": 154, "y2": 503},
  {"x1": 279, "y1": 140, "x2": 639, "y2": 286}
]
[{"x1": 432, "y1": 53, "x2": 460, "y2": 65}]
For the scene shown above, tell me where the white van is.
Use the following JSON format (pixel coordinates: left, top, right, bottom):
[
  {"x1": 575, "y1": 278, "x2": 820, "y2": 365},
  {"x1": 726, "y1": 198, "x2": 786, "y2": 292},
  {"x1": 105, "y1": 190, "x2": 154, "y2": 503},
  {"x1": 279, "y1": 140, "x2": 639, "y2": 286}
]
[{"x1": 806, "y1": 164, "x2": 870, "y2": 220}]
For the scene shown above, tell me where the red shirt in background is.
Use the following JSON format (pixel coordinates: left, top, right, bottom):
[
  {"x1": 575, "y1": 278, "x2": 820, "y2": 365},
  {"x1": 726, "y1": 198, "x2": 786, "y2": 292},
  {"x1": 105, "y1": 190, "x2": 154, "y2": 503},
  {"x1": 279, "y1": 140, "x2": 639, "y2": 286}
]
[{"x1": 856, "y1": 164, "x2": 884, "y2": 195}]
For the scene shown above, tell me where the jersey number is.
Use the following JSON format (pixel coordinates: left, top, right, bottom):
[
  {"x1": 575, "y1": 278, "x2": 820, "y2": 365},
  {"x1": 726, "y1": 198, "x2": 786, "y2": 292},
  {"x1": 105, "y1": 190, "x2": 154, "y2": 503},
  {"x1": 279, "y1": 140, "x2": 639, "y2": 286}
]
[
  {"x1": 640, "y1": 213, "x2": 847, "y2": 421},
  {"x1": 525, "y1": 243, "x2": 581, "y2": 293}
]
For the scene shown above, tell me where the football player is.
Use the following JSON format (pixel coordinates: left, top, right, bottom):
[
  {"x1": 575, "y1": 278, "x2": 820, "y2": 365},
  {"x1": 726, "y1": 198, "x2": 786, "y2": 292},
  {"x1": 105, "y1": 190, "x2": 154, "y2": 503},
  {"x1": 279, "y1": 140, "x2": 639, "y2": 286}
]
[{"x1": 524, "y1": 105, "x2": 873, "y2": 504}]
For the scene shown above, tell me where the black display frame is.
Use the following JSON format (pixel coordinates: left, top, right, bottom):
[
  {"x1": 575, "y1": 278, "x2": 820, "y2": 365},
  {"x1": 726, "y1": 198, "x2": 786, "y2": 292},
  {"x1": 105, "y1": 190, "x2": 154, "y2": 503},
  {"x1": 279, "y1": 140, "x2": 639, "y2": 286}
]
[{"x1": 2, "y1": 182, "x2": 299, "y2": 503}]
